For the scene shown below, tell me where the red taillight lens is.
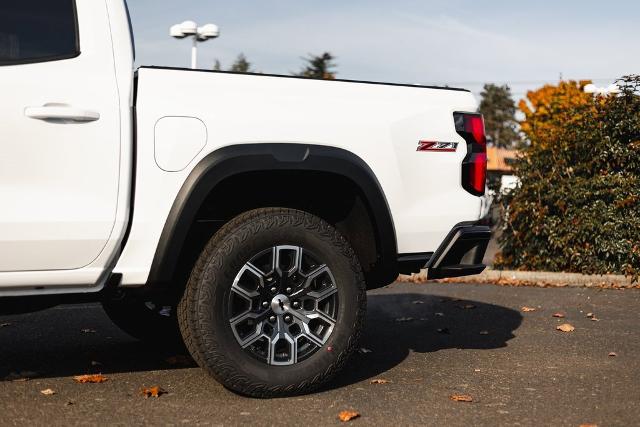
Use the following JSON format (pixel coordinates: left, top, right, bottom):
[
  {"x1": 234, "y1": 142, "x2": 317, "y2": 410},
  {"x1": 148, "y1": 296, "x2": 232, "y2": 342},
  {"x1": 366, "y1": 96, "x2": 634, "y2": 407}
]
[
  {"x1": 455, "y1": 112, "x2": 487, "y2": 196},
  {"x1": 468, "y1": 153, "x2": 487, "y2": 194},
  {"x1": 465, "y1": 115, "x2": 487, "y2": 147}
]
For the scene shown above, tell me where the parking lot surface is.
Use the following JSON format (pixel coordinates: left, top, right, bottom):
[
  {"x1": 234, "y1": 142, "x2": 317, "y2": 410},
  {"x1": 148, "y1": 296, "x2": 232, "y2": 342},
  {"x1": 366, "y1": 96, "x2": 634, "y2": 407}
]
[{"x1": 1, "y1": 282, "x2": 639, "y2": 426}]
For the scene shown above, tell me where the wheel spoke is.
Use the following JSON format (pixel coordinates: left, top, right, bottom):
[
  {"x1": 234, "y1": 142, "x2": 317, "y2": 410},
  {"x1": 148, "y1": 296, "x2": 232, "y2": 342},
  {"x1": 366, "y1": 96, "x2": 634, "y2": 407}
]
[
  {"x1": 290, "y1": 264, "x2": 328, "y2": 297},
  {"x1": 275, "y1": 245, "x2": 302, "y2": 278},
  {"x1": 268, "y1": 315, "x2": 297, "y2": 365}
]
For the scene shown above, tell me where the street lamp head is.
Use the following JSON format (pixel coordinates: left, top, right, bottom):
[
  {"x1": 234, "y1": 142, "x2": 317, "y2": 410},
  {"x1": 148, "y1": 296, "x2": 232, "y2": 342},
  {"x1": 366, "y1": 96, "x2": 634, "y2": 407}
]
[
  {"x1": 179, "y1": 20, "x2": 198, "y2": 35},
  {"x1": 170, "y1": 24, "x2": 187, "y2": 39},
  {"x1": 197, "y1": 24, "x2": 220, "y2": 41}
]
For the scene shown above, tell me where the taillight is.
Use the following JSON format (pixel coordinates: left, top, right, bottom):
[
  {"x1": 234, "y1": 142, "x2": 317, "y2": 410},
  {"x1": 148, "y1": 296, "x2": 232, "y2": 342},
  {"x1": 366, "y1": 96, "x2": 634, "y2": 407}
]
[{"x1": 454, "y1": 112, "x2": 487, "y2": 196}]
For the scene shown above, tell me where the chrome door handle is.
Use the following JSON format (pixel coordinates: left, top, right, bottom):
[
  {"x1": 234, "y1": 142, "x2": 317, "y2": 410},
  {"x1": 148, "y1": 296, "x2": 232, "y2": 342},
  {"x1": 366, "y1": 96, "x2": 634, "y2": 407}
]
[{"x1": 24, "y1": 104, "x2": 100, "y2": 122}]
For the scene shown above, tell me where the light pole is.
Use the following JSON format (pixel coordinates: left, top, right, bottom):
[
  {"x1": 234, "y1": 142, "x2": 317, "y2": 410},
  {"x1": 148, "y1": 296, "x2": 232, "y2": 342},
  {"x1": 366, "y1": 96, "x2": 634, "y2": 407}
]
[{"x1": 170, "y1": 21, "x2": 219, "y2": 69}]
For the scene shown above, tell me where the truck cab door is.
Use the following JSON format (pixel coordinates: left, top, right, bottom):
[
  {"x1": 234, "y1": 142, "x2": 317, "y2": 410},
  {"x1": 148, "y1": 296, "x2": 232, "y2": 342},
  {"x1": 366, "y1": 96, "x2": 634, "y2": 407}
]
[{"x1": 0, "y1": 0, "x2": 122, "y2": 272}]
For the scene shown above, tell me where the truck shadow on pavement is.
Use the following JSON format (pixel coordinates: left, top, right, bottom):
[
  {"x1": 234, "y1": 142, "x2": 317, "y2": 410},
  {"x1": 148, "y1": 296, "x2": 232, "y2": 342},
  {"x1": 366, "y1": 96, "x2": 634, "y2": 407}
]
[
  {"x1": 324, "y1": 292, "x2": 523, "y2": 391},
  {"x1": 0, "y1": 293, "x2": 522, "y2": 392}
]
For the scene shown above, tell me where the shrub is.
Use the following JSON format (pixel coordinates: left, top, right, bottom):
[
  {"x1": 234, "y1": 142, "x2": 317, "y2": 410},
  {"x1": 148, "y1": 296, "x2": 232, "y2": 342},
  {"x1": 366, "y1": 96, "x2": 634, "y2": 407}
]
[{"x1": 495, "y1": 76, "x2": 640, "y2": 279}]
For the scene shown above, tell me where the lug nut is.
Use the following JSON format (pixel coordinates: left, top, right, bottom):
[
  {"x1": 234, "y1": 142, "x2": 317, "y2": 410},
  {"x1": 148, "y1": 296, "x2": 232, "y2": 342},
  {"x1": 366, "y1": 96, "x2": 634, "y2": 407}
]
[
  {"x1": 285, "y1": 287, "x2": 292, "y2": 294},
  {"x1": 269, "y1": 315, "x2": 276, "y2": 323},
  {"x1": 284, "y1": 314, "x2": 292, "y2": 323},
  {"x1": 270, "y1": 286, "x2": 277, "y2": 293},
  {"x1": 292, "y1": 301, "x2": 300, "y2": 309},
  {"x1": 262, "y1": 301, "x2": 269, "y2": 308}
]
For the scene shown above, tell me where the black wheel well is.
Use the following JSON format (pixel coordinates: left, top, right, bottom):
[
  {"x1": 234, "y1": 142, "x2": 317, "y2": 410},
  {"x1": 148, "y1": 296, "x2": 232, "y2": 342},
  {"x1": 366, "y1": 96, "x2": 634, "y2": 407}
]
[
  {"x1": 146, "y1": 144, "x2": 399, "y2": 294},
  {"x1": 172, "y1": 170, "x2": 383, "y2": 289}
]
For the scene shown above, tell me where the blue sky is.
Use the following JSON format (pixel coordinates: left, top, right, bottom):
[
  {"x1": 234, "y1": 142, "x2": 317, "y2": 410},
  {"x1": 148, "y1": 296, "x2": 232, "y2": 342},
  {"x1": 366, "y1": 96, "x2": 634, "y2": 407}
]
[{"x1": 127, "y1": 0, "x2": 639, "y2": 99}]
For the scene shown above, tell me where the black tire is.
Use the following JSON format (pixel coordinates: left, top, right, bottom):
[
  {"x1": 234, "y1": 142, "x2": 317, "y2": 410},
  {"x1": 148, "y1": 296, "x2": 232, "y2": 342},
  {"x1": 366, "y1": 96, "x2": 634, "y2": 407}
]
[
  {"x1": 102, "y1": 298, "x2": 184, "y2": 347},
  {"x1": 177, "y1": 208, "x2": 366, "y2": 397}
]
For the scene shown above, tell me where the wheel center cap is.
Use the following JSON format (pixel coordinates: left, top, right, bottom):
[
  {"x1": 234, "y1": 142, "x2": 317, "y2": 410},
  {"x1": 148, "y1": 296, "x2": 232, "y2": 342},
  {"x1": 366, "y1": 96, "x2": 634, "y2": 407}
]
[{"x1": 271, "y1": 294, "x2": 290, "y2": 315}]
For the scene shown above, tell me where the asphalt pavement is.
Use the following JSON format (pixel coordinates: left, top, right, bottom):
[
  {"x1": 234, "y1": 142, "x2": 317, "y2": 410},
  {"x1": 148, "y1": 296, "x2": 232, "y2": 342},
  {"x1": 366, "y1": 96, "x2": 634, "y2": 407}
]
[{"x1": 1, "y1": 282, "x2": 639, "y2": 426}]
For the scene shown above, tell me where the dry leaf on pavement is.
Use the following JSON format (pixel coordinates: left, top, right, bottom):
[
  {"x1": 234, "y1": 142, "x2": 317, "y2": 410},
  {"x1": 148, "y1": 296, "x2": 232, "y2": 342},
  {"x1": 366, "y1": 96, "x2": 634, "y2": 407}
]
[
  {"x1": 556, "y1": 323, "x2": 575, "y2": 332},
  {"x1": 73, "y1": 374, "x2": 108, "y2": 383},
  {"x1": 40, "y1": 388, "x2": 56, "y2": 396},
  {"x1": 449, "y1": 394, "x2": 473, "y2": 402},
  {"x1": 338, "y1": 410, "x2": 360, "y2": 422},
  {"x1": 521, "y1": 306, "x2": 536, "y2": 312},
  {"x1": 579, "y1": 424, "x2": 598, "y2": 427},
  {"x1": 608, "y1": 352, "x2": 617, "y2": 357},
  {"x1": 586, "y1": 312, "x2": 594, "y2": 318},
  {"x1": 141, "y1": 386, "x2": 166, "y2": 398},
  {"x1": 552, "y1": 313, "x2": 565, "y2": 318},
  {"x1": 370, "y1": 379, "x2": 391, "y2": 384}
]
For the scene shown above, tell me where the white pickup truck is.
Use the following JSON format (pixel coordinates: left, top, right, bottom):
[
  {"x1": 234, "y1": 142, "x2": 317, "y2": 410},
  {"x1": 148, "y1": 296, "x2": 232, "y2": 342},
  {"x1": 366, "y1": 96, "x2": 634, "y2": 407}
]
[{"x1": 0, "y1": 0, "x2": 490, "y2": 397}]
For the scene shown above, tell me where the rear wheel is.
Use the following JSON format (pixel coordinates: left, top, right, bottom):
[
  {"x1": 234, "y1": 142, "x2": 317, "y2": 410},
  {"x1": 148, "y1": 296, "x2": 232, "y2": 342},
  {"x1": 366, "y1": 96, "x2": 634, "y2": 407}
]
[{"x1": 178, "y1": 208, "x2": 366, "y2": 397}]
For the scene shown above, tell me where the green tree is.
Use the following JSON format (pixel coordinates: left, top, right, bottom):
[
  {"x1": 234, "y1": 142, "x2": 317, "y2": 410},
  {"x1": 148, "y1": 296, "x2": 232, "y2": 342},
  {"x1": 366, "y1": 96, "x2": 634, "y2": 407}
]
[
  {"x1": 295, "y1": 52, "x2": 336, "y2": 79},
  {"x1": 229, "y1": 53, "x2": 252, "y2": 73},
  {"x1": 496, "y1": 75, "x2": 640, "y2": 279},
  {"x1": 479, "y1": 83, "x2": 520, "y2": 148},
  {"x1": 213, "y1": 54, "x2": 254, "y2": 73}
]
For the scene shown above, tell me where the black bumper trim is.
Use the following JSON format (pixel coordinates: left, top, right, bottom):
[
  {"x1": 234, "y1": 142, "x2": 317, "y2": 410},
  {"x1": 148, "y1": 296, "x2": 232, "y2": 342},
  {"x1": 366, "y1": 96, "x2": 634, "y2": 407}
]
[
  {"x1": 397, "y1": 252, "x2": 432, "y2": 275},
  {"x1": 425, "y1": 223, "x2": 490, "y2": 280}
]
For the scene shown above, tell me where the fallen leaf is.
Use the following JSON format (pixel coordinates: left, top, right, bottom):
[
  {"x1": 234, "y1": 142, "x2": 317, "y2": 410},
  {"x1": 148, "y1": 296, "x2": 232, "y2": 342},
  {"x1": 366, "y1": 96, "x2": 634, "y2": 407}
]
[
  {"x1": 556, "y1": 323, "x2": 575, "y2": 332},
  {"x1": 370, "y1": 379, "x2": 391, "y2": 384},
  {"x1": 458, "y1": 304, "x2": 476, "y2": 310},
  {"x1": 586, "y1": 312, "x2": 594, "y2": 318},
  {"x1": 338, "y1": 411, "x2": 360, "y2": 422},
  {"x1": 395, "y1": 317, "x2": 414, "y2": 322},
  {"x1": 65, "y1": 401, "x2": 74, "y2": 406},
  {"x1": 80, "y1": 328, "x2": 96, "y2": 334},
  {"x1": 590, "y1": 317, "x2": 600, "y2": 322},
  {"x1": 552, "y1": 313, "x2": 565, "y2": 318},
  {"x1": 579, "y1": 424, "x2": 598, "y2": 427},
  {"x1": 141, "y1": 386, "x2": 166, "y2": 398},
  {"x1": 412, "y1": 300, "x2": 425, "y2": 305},
  {"x1": 521, "y1": 306, "x2": 537, "y2": 312},
  {"x1": 0, "y1": 322, "x2": 12, "y2": 328},
  {"x1": 358, "y1": 348, "x2": 372, "y2": 354},
  {"x1": 436, "y1": 328, "x2": 450, "y2": 334},
  {"x1": 608, "y1": 352, "x2": 617, "y2": 357},
  {"x1": 73, "y1": 374, "x2": 108, "y2": 383},
  {"x1": 479, "y1": 330, "x2": 489, "y2": 335},
  {"x1": 40, "y1": 388, "x2": 56, "y2": 396},
  {"x1": 450, "y1": 394, "x2": 473, "y2": 402}
]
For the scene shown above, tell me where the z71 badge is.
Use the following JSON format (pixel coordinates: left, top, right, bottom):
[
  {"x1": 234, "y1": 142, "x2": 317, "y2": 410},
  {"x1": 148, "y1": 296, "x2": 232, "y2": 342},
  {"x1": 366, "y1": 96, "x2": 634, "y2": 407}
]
[{"x1": 416, "y1": 141, "x2": 458, "y2": 152}]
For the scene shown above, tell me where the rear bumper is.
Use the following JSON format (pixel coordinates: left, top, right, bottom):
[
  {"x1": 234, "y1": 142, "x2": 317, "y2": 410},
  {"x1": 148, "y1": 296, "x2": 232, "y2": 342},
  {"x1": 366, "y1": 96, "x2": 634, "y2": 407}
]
[{"x1": 425, "y1": 223, "x2": 490, "y2": 279}]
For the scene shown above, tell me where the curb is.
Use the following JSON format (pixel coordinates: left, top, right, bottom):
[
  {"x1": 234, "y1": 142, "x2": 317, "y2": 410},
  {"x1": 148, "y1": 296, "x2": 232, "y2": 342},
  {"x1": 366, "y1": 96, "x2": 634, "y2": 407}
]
[{"x1": 397, "y1": 269, "x2": 637, "y2": 288}]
